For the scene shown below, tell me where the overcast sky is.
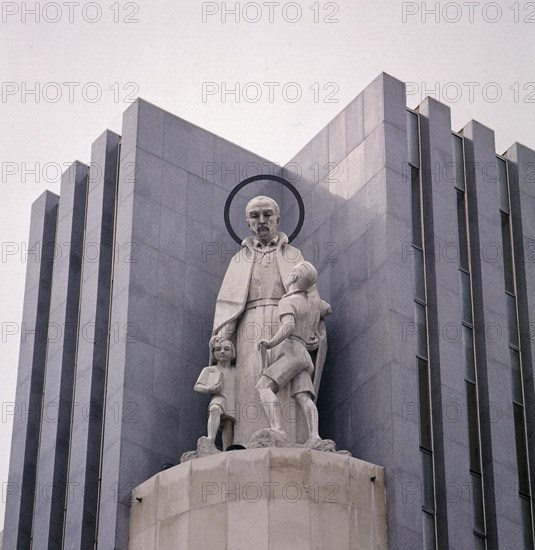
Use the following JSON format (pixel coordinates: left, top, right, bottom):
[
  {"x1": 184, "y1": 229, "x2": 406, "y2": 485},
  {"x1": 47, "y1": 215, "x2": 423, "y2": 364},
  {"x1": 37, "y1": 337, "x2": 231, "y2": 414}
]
[{"x1": 1, "y1": 0, "x2": 534, "y2": 531}]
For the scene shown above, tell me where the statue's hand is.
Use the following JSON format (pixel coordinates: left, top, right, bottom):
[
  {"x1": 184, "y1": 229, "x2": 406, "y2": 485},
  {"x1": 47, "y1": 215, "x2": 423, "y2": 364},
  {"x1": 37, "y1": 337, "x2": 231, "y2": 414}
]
[
  {"x1": 320, "y1": 299, "x2": 332, "y2": 317},
  {"x1": 257, "y1": 339, "x2": 271, "y2": 350},
  {"x1": 213, "y1": 379, "x2": 224, "y2": 393},
  {"x1": 209, "y1": 335, "x2": 219, "y2": 348}
]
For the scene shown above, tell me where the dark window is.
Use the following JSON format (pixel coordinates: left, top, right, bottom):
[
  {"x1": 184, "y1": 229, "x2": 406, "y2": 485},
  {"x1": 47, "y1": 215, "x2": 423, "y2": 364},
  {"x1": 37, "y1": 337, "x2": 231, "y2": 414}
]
[
  {"x1": 514, "y1": 403, "x2": 530, "y2": 496},
  {"x1": 460, "y1": 270, "x2": 473, "y2": 324},
  {"x1": 418, "y1": 358, "x2": 432, "y2": 451},
  {"x1": 457, "y1": 191, "x2": 469, "y2": 271},
  {"x1": 415, "y1": 302, "x2": 428, "y2": 358},
  {"x1": 501, "y1": 213, "x2": 514, "y2": 294},
  {"x1": 423, "y1": 510, "x2": 437, "y2": 550},
  {"x1": 507, "y1": 293, "x2": 519, "y2": 347},
  {"x1": 467, "y1": 381, "x2": 481, "y2": 473},
  {"x1": 421, "y1": 449, "x2": 435, "y2": 510},
  {"x1": 412, "y1": 166, "x2": 423, "y2": 247},
  {"x1": 471, "y1": 471, "x2": 485, "y2": 534},
  {"x1": 497, "y1": 157, "x2": 509, "y2": 213},
  {"x1": 408, "y1": 111, "x2": 420, "y2": 168},
  {"x1": 414, "y1": 247, "x2": 426, "y2": 302},
  {"x1": 453, "y1": 135, "x2": 465, "y2": 191},
  {"x1": 520, "y1": 495, "x2": 534, "y2": 549},
  {"x1": 463, "y1": 325, "x2": 476, "y2": 382},
  {"x1": 511, "y1": 348, "x2": 523, "y2": 404},
  {"x1": 474, "y1": 533, "x2": 487, "y2": 550}
]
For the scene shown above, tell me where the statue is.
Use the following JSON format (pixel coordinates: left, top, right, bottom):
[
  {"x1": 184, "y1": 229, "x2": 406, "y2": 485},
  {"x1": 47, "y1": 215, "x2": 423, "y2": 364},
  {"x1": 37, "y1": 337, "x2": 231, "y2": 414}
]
[
  {"x1": 180, "y1": 194, "x2": 348, "y2": 462},
  {"x1": 211, "y1": 195, "x2": 329, "y2": 446},
  {"x1": 193, "y1": 337, "x2": 236, "y2": 450},
  {"x1": 256, "y1": 261, "x2": 331, "y2": 447}
]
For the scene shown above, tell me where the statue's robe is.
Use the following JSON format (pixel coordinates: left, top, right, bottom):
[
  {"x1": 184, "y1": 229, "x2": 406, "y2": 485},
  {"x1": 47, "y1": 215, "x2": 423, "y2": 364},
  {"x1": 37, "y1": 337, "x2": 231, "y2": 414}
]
[{"x1": 213, "y1": 232, "x2": 328, "y2": 445}]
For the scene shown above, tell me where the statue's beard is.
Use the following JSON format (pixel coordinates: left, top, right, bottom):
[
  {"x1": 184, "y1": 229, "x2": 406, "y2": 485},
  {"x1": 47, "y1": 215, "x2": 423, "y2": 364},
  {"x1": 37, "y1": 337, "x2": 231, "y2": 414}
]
[{"x1": 256, "y1": 226, "x2": 274, "y2": 241}]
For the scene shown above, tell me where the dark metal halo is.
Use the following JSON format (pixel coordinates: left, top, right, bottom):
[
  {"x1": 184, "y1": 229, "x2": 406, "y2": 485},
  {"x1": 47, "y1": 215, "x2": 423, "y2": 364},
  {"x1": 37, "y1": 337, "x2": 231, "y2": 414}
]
[{"x1": 224, "y1": 174, "x2": 305, "y2": 245}]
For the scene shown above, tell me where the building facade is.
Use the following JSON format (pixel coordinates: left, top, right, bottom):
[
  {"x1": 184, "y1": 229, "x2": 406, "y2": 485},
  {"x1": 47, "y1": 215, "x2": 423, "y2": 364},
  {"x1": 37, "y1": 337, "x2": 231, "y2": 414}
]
[{"x1": 3, "y1": 73, "x2": 535, "y2": 549}]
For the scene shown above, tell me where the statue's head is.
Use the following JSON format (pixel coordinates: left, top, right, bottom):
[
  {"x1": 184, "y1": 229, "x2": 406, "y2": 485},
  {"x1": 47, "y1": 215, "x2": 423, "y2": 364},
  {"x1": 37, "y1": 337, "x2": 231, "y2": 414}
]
[
  {"x1": 288, "y1": 261, "x2": 317, "y2": 291},
  {"x1": 209, "y1": 336, "x2": 235, "y2": 365},
  {"x1": 245, "y1": 196, "x2": 280, "y2": 244}
]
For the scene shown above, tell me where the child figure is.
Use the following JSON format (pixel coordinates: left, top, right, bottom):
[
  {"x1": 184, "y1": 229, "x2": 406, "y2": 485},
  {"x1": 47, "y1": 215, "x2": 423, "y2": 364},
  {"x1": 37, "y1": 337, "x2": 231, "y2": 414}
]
[
  {"x1": 257, "y1": 261, "x2": 330, "y2": 446},
  {"x1": 194, "y1": 336, "x2": 236, "y2": 450}
]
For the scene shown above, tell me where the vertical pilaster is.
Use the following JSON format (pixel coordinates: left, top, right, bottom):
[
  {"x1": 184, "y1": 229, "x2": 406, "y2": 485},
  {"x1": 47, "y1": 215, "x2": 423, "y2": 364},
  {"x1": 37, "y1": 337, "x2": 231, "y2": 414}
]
[
  {"x1": 3, "y1": 191, "x2": 59, "y2": 550},
  {"x1": 32, "y1": 161, "x2": 89, "y2": 550},
  {"x1": 463, "y1": 121, "x2": 523, "y2": 547},
  {"x1": 63, "y1": 131, "x2": 120, "y2": 549},
  {"x1": 418, "y1": 98, "x2": 473, "y2": 549},
  {"x1": 505, "y1": 142, "x2": 535, "y2": 526}
]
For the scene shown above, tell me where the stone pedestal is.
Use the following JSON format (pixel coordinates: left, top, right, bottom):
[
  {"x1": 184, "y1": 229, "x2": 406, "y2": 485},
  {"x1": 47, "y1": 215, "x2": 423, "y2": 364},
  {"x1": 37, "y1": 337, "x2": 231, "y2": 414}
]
[{"x1": 128, "y1": 448, "x2": 387, "y2": 549}]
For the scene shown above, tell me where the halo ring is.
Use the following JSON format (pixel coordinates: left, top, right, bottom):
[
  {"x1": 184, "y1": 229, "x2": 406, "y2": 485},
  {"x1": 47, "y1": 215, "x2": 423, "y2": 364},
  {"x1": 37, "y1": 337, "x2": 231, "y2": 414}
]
[{"x1": 223, "y1": 174, "x2": 305, "y2": 245}]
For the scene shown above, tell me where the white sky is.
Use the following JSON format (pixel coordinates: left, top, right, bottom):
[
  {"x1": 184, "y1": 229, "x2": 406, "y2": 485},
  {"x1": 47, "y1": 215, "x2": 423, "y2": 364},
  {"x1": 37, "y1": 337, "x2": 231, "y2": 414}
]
[{"x1": 1, "y1": 0, "x2": 534, "y2": 532}]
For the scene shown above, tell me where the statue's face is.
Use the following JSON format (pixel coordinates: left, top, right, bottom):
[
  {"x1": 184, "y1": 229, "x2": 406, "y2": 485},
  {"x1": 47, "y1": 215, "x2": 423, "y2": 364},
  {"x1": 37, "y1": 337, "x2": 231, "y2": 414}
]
[
  {"x1": 246, "y1": 198, "x2": 280, "y2": 243},
  {"x1": 214, "y1": 340, "x2": 233, "y2": 362},
  {"x1": 286, "y1": 270, "x2": 299, "y2": 288}
]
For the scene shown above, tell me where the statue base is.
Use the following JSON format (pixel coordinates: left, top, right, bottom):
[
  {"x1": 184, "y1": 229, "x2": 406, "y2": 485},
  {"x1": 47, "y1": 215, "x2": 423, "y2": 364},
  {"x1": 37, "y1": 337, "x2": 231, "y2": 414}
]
[
  {"x1": 129, "y1": 448, "x2": 387, "y2": 549},
  {"x1": 246, "y1": 429, "x2": 351, "y2": 455},
  {"x1": 180, "y1": 431, "x2": 351, "y2": 463},
  {"x1": 179, "y1": 436, "x2": 221, "y2": 462}
]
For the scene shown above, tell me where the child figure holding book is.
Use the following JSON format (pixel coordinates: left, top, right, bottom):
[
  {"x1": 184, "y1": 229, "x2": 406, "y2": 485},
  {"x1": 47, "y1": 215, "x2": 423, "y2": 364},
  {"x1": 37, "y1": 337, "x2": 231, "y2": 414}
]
[{"x1": 194, "y1": 337, "x2": 236, "y2": 450}]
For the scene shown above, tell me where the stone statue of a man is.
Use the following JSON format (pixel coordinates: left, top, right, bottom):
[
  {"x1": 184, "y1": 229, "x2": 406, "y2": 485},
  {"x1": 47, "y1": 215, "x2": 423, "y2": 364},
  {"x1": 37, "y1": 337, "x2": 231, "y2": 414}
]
[{"x1": 211, "y1": 196, "x2": 329, "y2": 446}]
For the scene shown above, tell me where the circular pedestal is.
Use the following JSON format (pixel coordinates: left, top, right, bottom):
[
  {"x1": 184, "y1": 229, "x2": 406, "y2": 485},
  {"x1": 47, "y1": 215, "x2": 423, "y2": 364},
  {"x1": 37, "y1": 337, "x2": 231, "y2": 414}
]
[{"x1": 128, "y1": 448, "x2": 387, "y2": 550}]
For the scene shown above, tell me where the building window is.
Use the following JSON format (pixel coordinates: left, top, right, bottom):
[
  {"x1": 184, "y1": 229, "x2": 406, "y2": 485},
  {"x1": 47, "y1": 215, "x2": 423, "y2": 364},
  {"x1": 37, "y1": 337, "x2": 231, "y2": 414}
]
[
  {"x1": 418, "y1": 358, "x2": 432, "y2": 451},
  {"x1": 453, "y1": 134, "x2": 465, "y2": 191},
  {"x1": 501, "y1": 212, "x2": 514, "y2": 293},
  {"x1": 407, "y1": 110, "x2": 420, "y2": 168}
]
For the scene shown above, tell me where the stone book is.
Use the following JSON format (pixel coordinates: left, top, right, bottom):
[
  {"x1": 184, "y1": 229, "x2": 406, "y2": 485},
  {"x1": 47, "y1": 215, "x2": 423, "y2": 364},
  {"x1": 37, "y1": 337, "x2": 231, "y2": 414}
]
[{"x1": 194, "y1": 367, "x2": 223, "y2": 392}]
